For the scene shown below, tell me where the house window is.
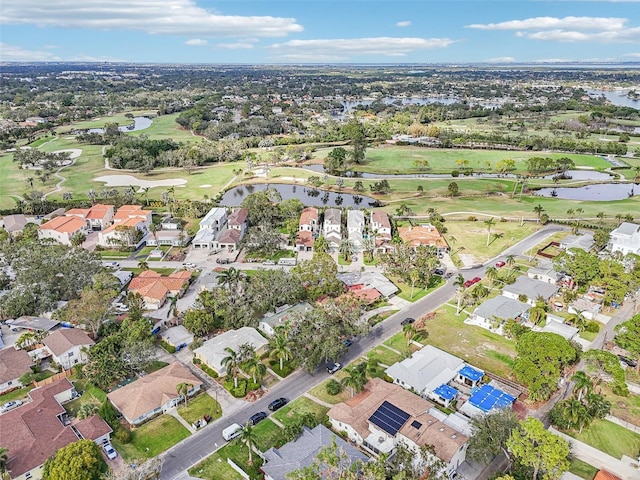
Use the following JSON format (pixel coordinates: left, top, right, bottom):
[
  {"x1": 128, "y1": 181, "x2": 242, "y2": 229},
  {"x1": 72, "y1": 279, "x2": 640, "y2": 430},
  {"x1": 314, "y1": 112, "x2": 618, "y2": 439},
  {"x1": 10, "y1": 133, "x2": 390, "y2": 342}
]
[
  {"x1": 25, "y1": 473, "x2": 32, "y2": 479},
  {"x1": 7, "y1": 381, "x2": 12, "y2": 386},
  {"x1": 68, "y1": 352, "x2": 74, "y2": 357}
]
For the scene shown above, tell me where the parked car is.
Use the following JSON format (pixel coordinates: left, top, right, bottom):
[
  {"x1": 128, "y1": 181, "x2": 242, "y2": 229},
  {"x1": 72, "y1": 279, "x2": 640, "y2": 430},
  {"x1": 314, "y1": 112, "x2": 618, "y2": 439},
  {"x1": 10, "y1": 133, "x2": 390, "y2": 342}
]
[
  {"x1": 342, "y1": 339, "x2": 353, "y2": 347},
  {"x1": 471, "y1": 277, "x2": 482, "y2": 284},
  {"x1": 103, "y1": 261, "x2": 120, "y2": 269},
  {"x1": 102, "y1": 442, "x2": 117, "y2": 460},
  {"x1": 619, "y1": 355, "x2": 638, "y2": 368},
  {"x1": 183, "y1": 262, "x2": 196, "y2": 269},
  {"x1": 268, "y1": 397, "x2": 288, "y2": 412},
  {"x1": 262, "y1": 260, "x2": 276, "y2": 265},
  {"x1": 0, "y1": 400, "x2": 22, "y2": 413},
  {"x1": 222, "y1": 423, "x2": 243, "y2": 441},
  {"x1": 113, "y1": 303, "x2": 129, "y2": 312},
  {"x1": 495, "y1": 261, "x2": 506, "y2": 268},
  {"x1": 216, "y1": 258, "x2": 232, "y2": 264},
  {"x1": 434, "y1": 268, "x2": 445, "y2": 276},
  {"x1": 400, "y1": 317, "x2": 415, "y2": 326},
  {"x1": 326, "y1": 362, "x2": 342, "y2": 374},
  {"x1": 249, "y1": 411, "x2": 268, "y2": 425}
]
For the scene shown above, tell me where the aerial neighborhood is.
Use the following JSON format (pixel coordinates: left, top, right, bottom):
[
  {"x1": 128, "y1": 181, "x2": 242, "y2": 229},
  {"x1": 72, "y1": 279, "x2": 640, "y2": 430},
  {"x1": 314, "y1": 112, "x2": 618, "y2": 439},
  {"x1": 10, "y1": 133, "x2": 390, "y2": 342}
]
[{"x1": 1, "y1": 61, "x2": 640, "y2": 480}]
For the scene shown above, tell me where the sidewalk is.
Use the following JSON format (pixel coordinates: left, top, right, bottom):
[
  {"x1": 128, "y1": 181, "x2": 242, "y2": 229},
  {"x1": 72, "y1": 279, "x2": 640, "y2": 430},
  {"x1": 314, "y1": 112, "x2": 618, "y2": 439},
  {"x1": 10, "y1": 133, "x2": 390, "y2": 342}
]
[
  {"x1": 605, "y1": 414, "x2": 640, "y2": 434},
  {"x1": 549, "y1": 427, "x2": 640, "y2": 480},
  {"x1": 166, "y1": 408, "x2": 196, "y2": 434}
]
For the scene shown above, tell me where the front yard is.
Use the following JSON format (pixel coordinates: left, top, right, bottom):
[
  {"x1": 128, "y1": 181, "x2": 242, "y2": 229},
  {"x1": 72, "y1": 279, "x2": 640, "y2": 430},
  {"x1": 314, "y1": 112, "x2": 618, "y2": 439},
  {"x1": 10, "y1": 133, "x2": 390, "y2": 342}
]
[
  {"x1": 189, "y1": 440, "x2": 262, "y2": 480},
  {"x1": 178, "y1": 393, "x2": 221, "y2": 425},
  {"x1": 112, "y1": 415, "x2": 190, "y2": 461},
  {"x1": 567, "y1": 419, "x2": 640, "y2": 460},
  {"x1": 272, "y1": 396, "x2": 329, "y2": 428},
  {"x1": 602, "y1": 387, "x2": 640, "y2": 426},
  {"x1": 308, "y1": 378, "x2": 353, "y2": 405},
  {"x1": 0, "y1": 385, "x2": 34, "y2": 404},
  {"x1": 393, "y1": 275, "x2": 444, "y2": 303}
]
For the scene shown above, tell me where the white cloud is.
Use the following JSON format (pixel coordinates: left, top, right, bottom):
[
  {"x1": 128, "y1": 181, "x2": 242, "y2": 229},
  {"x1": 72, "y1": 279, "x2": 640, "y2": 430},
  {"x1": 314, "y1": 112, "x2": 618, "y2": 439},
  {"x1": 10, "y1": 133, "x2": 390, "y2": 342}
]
[
  {"x1": 0, "y1": 43, "x2": 59, "y2": 61},
  {"x1": 622, "y1": 52, "x2": 640, "y2": 57},
  {"x1": 485, "y1": 56, "x2": 515, "y2": 63},
  {"x1": 2, "y1": 0, "x2": 303, "y2": 37},
  {"x1": 521, "y1": 27, "x2": 640, "y2": 43},
  {"x1": 268, "y1": 37, "x2": 455, "y2": 59},
  {"x1": 185, "y1": 39, "x2": 207, "y2": 46},
  {"x1": 534, "y1": 58, "x2": 571, "y2": 63},
  {"x1": 467, "y1": 16, "x2": 627, "y2": 31},
  {"x1": 395, "y1": 21, "x2": 411, "y2": 27},
  {"x1": 215, "y1": 42, "x2": 255, "y2": 50}
]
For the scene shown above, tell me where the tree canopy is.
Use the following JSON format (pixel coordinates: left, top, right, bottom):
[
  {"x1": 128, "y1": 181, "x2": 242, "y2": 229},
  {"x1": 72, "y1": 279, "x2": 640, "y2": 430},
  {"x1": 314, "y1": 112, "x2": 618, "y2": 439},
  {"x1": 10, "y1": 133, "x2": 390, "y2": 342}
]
[{"x1": 43, "y1": 439, "x2": 105, "y2": 480}]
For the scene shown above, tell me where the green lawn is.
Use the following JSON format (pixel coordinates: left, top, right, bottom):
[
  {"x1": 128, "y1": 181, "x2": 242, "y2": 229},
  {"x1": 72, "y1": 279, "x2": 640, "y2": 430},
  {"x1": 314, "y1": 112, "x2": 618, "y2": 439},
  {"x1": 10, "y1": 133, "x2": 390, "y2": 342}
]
[
  {"x1": 253, "y1": 418, "x2": 287, "y2": 451},
  {"x1": 0, "y1": 386, "x2": 34, "y2": 404},
  {"x1": 368, "y1": 309, "x2": 399, "y2": 326},
  {"x1": 98, "y1": 250, "x2": 134, "y2": 259},
  {"x1": 272, "y1": 396, "x2": 329, "y2": 428},
  {"x1": 366, "y1": 345, "x2": 404, "y2": 367},
  {"x1": 569, "y1": 458, "x2": 598, "y2": 480},
  {"x1": 569, "y1": 419, "x2": 640, "y2": 460},
  {"x1": 178, "y1": 393, "x2": 222, "y2": 425},
  {"x1": 64, "y1": 380, "x2": 108, "y2": 417},
  {"x1": 601, "y1": 386, "x2": 640, "y2": 427},
  {"x1": 189, "y1": 440, "x2": 263, "y2": 480},
  {"x1": 268, "y1": 358, "x2": 296, "y2": 378},
  {"x1": 112, "y1": 415, "x2": 190, "y2": 461},
  {"x1": 394, "y1": 275, "x2": 444, "y2": 303},
  {"x1": 308, "y1": 379, "x2": 353, "y2": 405},
  {"x1": 383, "y1": 332, "x2": 416, "y2": 357}
]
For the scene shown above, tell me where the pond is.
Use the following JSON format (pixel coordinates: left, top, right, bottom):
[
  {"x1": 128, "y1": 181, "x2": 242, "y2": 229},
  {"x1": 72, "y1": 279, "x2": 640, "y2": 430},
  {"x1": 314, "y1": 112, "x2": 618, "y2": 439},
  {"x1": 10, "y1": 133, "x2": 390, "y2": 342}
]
[
  {"x1": 87, "y1": 116, "x2": 153, "y2": 134},
  {"x1": 535, "y1": 183, "x2": 639, "y2": 201},
  {"x1": 587, "y1": 89, "x2": 640, "y2": 110},
  {"x1": 219, "y1": 183, "x2": 380, "y2": 208}
]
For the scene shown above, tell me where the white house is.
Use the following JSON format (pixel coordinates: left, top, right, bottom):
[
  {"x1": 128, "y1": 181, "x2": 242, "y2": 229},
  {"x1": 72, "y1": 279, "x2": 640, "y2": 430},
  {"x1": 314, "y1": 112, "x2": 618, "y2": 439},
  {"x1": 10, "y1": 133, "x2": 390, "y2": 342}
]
[
  {"x1": 43, "y1": 328, "x2": 95, "y2": 370},
  {"x1": 527, "y1": 262, "x2": 562, "y2": 284},
  {"x1": 347, "y1": 210, "x2": 365, "y2": 251},
  {"x1": 469, "y1": 296, "x2": 529, "y2": 332},
  {"x1": 609, "y1": 222, "x2": 640, "y2": 256},
  {"x1": 371, "y1": 210, "x2": 392, "y2": 252},
  {"x1": 501, "y1": 276, "x2": 559, "y2": 306},
  {"x1": 193, "y1": 327, "x2": 269, "y2": 375},
  {"x1": 37, "y1": 215, "x2": 88, "y2": 246},
  {"x1": 193, "y1": 207, "x2": 228, "y2": 249},
  {"x1": 97, "y1": 205, "x2": 152, "y2": 248},
  {"x1": 323, "y1": 208, "x2": 342, "y2": 249}
]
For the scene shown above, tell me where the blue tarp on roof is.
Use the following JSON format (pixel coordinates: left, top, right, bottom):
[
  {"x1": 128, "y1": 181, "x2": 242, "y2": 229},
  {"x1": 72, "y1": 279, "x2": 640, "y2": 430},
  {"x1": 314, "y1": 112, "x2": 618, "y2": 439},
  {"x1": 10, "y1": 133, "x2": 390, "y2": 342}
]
[
  {"x1": 433, "y1": 384, "x2": 458, "y2": 401},
  {"x1": 459, "y1": 365, "x2": 483, "y2": 382},
  {"x1": 468, "y1": 384, "x2": 516, "y2": 412}
]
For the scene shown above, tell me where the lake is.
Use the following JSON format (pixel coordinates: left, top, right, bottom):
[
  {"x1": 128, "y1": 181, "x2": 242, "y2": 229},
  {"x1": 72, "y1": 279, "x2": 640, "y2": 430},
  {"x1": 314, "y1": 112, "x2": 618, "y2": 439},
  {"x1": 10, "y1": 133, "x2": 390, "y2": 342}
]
[
  {"x1": 88, "y1": 116, "x2": 153, "y2": 134},
  {"x1": 219, "y1": 184, "x2": 379, "y2": 208},
  {"x1": 587, "y1": 89, "x2": 639, "y2": 109},
  {"x1": 535, "y1": 183, "x2": 639, "y2": 201}
]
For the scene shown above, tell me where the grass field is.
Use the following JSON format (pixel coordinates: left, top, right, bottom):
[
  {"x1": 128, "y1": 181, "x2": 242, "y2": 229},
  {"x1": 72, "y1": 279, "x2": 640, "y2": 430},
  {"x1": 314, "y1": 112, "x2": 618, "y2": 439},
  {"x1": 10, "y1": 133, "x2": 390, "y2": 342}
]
[
  {"x1": 568, "y1": 419, "x2": 640, "y2": 460},
  {"x1": 253, "y1": 418, "x2": 287, "y2": 451},
  {"x1": 178, "y1": 393, "x2": 221, "y2": 425},
  {"x1": 602, "y1": 386, "x2": 640, "y2": 426},
  {"x1": 189, "y1": 440, "x2": 262, "y2": 480},
  {"x1": 112, "y1": 415, "x2": 190, "y2": 461},
  {"x1": 272, "y1": 396, "x2": 329, "y2": 428},
  {"x1": 568, "y1": 458, "x2": 598, "y2": 480}
]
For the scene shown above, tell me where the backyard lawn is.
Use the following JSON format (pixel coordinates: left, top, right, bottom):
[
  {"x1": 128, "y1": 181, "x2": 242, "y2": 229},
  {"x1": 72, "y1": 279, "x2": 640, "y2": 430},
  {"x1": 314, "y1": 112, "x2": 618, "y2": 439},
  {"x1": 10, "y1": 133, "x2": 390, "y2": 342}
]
[
  {"x1": 189, "y1": 440, "x2": 263, "y2": 480},
  {"x1": 568, "y1": 458, "x2": 598, "y2": 480},
  {"x1": 112, "y1": 415, "x2": 190, "y2": 461},
  {"x1": 178, "y1": 393, "x2": 221, "y2": 425},
  {"x1": 64, "y1": 380, "x2": 108, "y2": 417},
  {"x1": 569, "y1": 419, "x2": 640, "y2": 460},
  {"x1": 272, "y1": 396, "x2": 329, "y2": 428}
]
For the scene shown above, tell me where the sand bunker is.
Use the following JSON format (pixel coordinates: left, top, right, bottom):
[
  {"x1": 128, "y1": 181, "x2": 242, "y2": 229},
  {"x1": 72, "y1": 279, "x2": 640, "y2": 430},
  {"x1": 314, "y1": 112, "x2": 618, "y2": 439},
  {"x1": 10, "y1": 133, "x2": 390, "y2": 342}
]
[
  {"x1": 54, "y1": 149, "x2": 82, "y2": 159},
  {"x1": 94, "y1": 174, "x2": 187, "y2": 189},
  {"x1": 199, "y1": 184, "x2": 212, "y2": 188}
]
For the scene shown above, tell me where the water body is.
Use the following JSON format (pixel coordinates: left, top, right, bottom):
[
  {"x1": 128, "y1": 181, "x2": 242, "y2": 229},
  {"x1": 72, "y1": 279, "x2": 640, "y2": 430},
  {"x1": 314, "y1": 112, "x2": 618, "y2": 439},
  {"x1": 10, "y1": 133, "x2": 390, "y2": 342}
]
[
  {"x1": 87, "y1": 116, "x2": 153, "y2": 134},
  {"x1": 302, "y1": 164, "x2": 612, "y2": 181},
  {"x1": 220, "y1": 184, "x2": 379, "y2": 208},
  {"x1": 341, "y1": 96, "x2": 504, "y2": 111},
  {"x1": 587, "y1": 89, "x2": 639, "y2": 109},
  {"x1": 535, "y1": 183, "x2": 639, "y2": 201}
]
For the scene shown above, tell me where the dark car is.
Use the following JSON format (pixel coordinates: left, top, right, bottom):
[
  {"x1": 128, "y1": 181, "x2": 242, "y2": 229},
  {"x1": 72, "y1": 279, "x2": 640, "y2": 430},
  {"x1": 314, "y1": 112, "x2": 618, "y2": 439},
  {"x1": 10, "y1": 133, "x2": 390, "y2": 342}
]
[
  {"x1": 327, "y1": 362, "x2": 343, "y2": 374},
  {"x1": 249, "y1": 411, "x2": 268, "y2": 425},
  {"x1": 342, "y1": 339, "x2": 353, "y2": 347},
  {"x1": 434, "y1": 268, "x2": 445, "y2": 276},
  {"x1": 400, "y1": 317, "x2": 415, "y2": 326},
  {"x1": 268, "y1": 397, "x2": 288, "y2": 412},
  {"x1": 216, "y1": 258, "x2": 231, "y2": 264},
  {"x1": 619, "y1": 355, "x2": 638, "y2": 368}
]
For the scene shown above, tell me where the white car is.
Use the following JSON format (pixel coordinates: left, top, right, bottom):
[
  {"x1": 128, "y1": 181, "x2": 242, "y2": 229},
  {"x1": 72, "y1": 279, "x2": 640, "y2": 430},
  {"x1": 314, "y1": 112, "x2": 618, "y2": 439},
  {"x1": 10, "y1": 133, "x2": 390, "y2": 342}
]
[
  {"x1": 102, "y1": 442, "x2": 117, "y2": 460},
  {"x1": 103, "y1": 261, "x2": 120, "y2": 269},
  {"x1": 113, "y1": 303, "x2": 129, "y2": 312},
  {"x1": 183, "y1": 262, "x2": 197, "y2": 270},
  {"x1": 0, "y1": 400, "x2": 22, "y2": 413}
]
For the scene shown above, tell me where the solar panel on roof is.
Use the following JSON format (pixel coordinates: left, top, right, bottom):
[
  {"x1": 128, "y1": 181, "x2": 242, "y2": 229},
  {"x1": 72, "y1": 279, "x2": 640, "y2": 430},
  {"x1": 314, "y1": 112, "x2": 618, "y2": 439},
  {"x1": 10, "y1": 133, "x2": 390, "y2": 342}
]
[
  {"x1": 411, "y1": 420, "x2": 422, "y2": 429},
  {"x1": 368, "y1": 401, "x2": 411, "y2": 436}
]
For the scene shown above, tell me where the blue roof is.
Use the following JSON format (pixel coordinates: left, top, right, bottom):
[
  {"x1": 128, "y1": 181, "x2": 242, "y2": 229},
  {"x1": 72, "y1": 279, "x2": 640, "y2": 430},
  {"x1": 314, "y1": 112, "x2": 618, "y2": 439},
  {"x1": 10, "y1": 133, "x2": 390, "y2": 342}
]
[
  {"x1": 433, "y1": 384, "x2": 458, "y2": 401},
  {"x1": 459, "y1": 365, "x2": 484, "y2": 382},
  {"x1": 468, "y1": 384, "x2": 516, "y2": 413},
  {"x1": 368, "y1": 401, "x2": 410, "y2": 436}
]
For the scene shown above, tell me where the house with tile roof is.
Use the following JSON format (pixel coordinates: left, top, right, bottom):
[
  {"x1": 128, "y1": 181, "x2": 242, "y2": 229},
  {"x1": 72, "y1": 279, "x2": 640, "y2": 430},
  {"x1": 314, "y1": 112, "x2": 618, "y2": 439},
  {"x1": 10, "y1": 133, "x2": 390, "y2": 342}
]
[
  {"x1": 65, "y1": 204, "x2": 114, "y2": 230},
  {"x1": 398, "y1": 224, "x2": 449, "y2": 255},
  {"x1": 107, "y1": 362, "x2": 202, "y2": 425},
  {"x1": 97, "y1": 205, "x2": 151, "y2": 248},
  {"x1": 295, "y1": 230, "x2": 315, "y2": 252},
  {"x1": 371, "y1": 210, "x2": 392, "y2": 253},
  {"x1": 215, "y1": 228, "x2": 243, "y2": 252},
  {"x1": 261, "y1": 425, "x2": 368, "y2": 480},
  {"x1": 0, "y1": 378, "x2": 111, "y2": 480},
  {"x1": 43, "y1": 328, "x2": 95, "y2": 371},
  {"x1": 128, "y1": 270, "x2": 191, "y2": 310},
  {"x1": 327, "y1": 378, "x2": 468, "y2": 478},
  {"x1": 299, "y1": 207, "x2": 319, "y2": 234},
  {"x1": 38, "y1": 215, "x2": 88, "y2": 246},
  {"x1": 227, "y1": 208, "x2": 249, "y2": 236},
  {"x1": 0, "y1": 347, "x2": 34, "y2": 394}
]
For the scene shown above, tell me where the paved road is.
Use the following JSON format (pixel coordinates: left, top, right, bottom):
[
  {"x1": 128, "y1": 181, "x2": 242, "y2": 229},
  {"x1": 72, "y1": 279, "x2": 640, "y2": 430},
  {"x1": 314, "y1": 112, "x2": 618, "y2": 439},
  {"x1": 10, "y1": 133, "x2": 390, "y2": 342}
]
[{"x1": 159, "y1": 224, "x2": 566, "y2": 480}]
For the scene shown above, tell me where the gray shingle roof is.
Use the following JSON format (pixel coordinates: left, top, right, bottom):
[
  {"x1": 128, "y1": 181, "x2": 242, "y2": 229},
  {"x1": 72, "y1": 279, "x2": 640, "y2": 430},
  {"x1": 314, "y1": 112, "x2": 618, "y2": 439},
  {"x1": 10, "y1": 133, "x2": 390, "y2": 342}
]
[
  {"x1": 502, "y1": 276, "x2": 559, "y2": 301},
  {"x1": 473, "y1": 296, "x2": 529, "y2": 321}
]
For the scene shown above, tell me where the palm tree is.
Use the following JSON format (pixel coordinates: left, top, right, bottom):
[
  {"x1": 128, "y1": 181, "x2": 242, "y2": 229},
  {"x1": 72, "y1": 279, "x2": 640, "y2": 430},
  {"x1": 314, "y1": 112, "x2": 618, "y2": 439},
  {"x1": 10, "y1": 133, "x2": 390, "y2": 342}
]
[
  {"x1": 506, "y1": 254, "x2": 515, "y2": 269},
  {"x1": 218, "y1": 267, "x2": 243, "y2": 292},
  {"x1": 484, "y1": 217, "x2": 496, "y2": 247},
  {"x1": 240, "y1": 422, "x2": 259, "y2": 464},
  {"x1": 596, "y1": 211, "x2": 606, "y2": 226},
  {"x1": 87, "y1": 189, "x2": 97, "y2": 204},
  {"x1": 533, "y1": 204, "x2": 545, "y2": 221},
  {"x1": 403, "y1": 323, "x2": 417, "y2": 346},
  {"x1": 491, "y1": 232, "x2": 504, "y2": 245},
  {"x1": 166, "y1": 295, "x2": 179, "y2": 320},
  {"x1": 566, "y1": 311, "x2": 587, "y2": 332},
  {"x1": 409, "y1": 268, "x2": 420, "y2": 299},
  {"x1": 454, "y1": 274, "x2": 466, "y2": 316},
  {"x1": 566, "y1": 208, "x2": 575, "y2": 219},
  {"x1": 338, "y1": 239, "x2": 353, "y2": 263},
  {"x1": 149, "y1": 223, "x2": 159, "y2": 246},
  {"x1": 269, "y1": 333, "x2": 292, "y2": 371},
  {"x1": 575, "y1": 208, "x2": 584, "y2": 222},
  {"x1": 176, "y1": 382, "x2": 193, "y2": 407},
  {"x1": 221, "y1": 347, "x2": 240, "y2": 389},
  {"x1": 244, "y1": 354, "x2": 267, "y2": 384},
  {"x1": 141, "y1": 187, "x2": 150, "y2": 206},
  {"x1": 0, "y1": 447, "x2": 8, "y2": 480},
  {"x1": 361, "y1": 236, "x2": 375, "y2": 263},
  {"x1": 571, "y1": 371, "x2": 593, "y2": 402},
  {"x1": 341, "y1": 365, "x2": 367, "y2": 397},
  {"x1": 528, "y1": 306, "x2": 547, "y2": 326},
  {"x1": 314, "y1": 236, "x2": 328, "y2": 254},
  {"x1": 485, "y1": 266, "x2": 499, "y2": 286},
  {"x1": 137, "y1": 260, "x2": 149, "y2": 271}
]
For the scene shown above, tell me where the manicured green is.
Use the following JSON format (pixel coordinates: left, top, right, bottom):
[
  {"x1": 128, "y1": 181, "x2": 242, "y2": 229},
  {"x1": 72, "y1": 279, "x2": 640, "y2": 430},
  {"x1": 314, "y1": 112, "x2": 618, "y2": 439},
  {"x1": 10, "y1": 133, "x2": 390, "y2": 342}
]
[
  {"x1": 0, "y1": 385, "x2": 34, "y2": 403},
  {"x1": 272, "y1": 396, "x2": 329, "y2": 428},
  {"x1": 178, "y1": 393, "x2": 222, "y2": 425},
  {"x1": 366, "y1": 345, "x2": 404, "y2": 367},
  {"x1": 569, "y1": 419, "x2": 640, "y2": 460},
  {"x1": 253, "y1": 419, "x2": 287, "y2": 451},
  {"x1": 113, "y1": 415, "x2": 190, "y2": 460},
  {"x1": 568, "y1": 458, "x2": 598, "y2": 480},
  {"x1": 268, "y1": 359, "x2": 295, "y2": 378}
]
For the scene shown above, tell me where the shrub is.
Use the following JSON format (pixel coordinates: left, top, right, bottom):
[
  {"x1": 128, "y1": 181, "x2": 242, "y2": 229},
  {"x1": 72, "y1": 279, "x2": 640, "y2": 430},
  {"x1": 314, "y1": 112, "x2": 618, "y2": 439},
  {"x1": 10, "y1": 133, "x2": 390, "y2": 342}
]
[
  {"x1": 585, "y1": 321, "x2": 600, "y2": 333},
  {"x1": 467, "y1": 216, "x2": 477, "y2": 222},
  {"x1": 224, "y1": 378, "x2": 247, "y2": 398},
  {"x1": 114, "y1": 427, "x2": 132, "y2": 444},
  {"x1": 198, "y1": 363, "x2": 218, "y2": 378},
  {"x1": 99, "y1": 401, "x2": 119, "y2": 429},
  {"x1": 77, "y1": 403, "x2": 99, "y2": 420},
  {"x1": 193, "y1": 357, "x2": 201, "y2": 365},
  {"x1": 326, "y1": 379, "x2": 343, "y2": 395},
  {"x1": 160, "y1": 340, "x2": 176, "y2": 354}
]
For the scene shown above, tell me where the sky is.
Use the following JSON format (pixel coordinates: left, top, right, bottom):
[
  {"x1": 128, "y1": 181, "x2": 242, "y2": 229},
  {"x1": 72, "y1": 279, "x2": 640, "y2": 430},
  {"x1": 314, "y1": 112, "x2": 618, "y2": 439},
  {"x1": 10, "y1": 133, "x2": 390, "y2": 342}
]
[{"x1": 1, "y1": 0, "x2": 640, "y2": 64}]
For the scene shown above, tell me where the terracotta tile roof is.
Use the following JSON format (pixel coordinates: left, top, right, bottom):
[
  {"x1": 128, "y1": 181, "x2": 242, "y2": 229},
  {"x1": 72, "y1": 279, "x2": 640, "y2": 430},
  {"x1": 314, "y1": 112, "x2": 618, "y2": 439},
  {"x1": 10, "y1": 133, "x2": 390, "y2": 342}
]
[
  {"x1": 43, "y1": 328, "x2": 95, "y2": 357},
  {"x1": 107, "y1": 363, "x2": 202, "y2": 422},
  {"x1": 73, "y1": 414, "x2": 112, "y2": 440},
  {"x1": 299, "y1": 207, "x2": 318, "y2": 226},
  {"x1": 328, "y1": 378, "x2": 466, "y2": 463},
  {"x1": 65, "y1": 208, "x2": 91, "y2": 216},
  {"x1": 228, "y1": 208, "x2": 248, "y2": 226},
  {"x1": 217, "y1": 229, "x2": 242, "y2": 244},
  {"x1": 129, "y1": 271, "x2": 191, "y2": 301},
  {"x1": 102, "y1": 217, "x2": 145, "y2": 234},
  {"x1": 296, "y1": 230, "x2": 315, "y2": 247},
  {"x1": 398, "y1": 225, "x2": 448, "y2": 249},
  {"x1": 0, "y1": 379, "x2": 78, "y2": 477},
  {"x1": 38, "y1": 215, "x2": 86, "y2": 234},
  {"x1": 594, "y1": 471, "x2": 622, "y2": 480},
  {"x1": 0, "y1": 347, "x2": 34, "y2": 384},
  {"x1": 113, "y1": 205, "x2": 152, "y2": 221}
]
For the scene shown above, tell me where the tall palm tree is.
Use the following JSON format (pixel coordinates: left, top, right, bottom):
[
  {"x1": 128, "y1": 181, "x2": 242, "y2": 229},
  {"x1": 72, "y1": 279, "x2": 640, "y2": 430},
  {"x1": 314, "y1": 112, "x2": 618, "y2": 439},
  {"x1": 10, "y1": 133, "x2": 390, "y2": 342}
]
[
  {"x1": 137, "y1": 260, "x2": 149, "y2": 271},
  {"x1": 244, "y1": 354, "x2": 267, "y2": 384},
  {"x1": 269, "y1": 333, "x2": 292, "y2": 371},
  {"x1": 221, "y1": 347, "x2": 240, "y2": 389},
  {"x1": 149, "y1": 223, "x2": 159, "y2": 246},
  {"x1": 0, "y1": 447, "x2": 8, "y2": 479},
  {"x1": 571, "y1": 371, "x2": 593, "y2": 402},
  {"x1": 596, "y1": 211, "x2": 606, "y2": 226},
  {"x1": 218, "y1": 267, "x2": 243, "y2": 292},
  {"x1": 409, "y1": 268, "x2": 420, "y2": 299},
  {"x1": 361, "y1": 236, "x2": 375, "y2": 263},
  {"x1": 533, "y1": 204, "x2": 545, "y2": 221},
  {"x1": 485, "y1": 266, "x2": 499, "y2": 286},
  {"x1": 166, "y1": 295, "x2": 179, "y2": 320},
  {"x1": 240, "y1": 422, "x2": 259, "y2": 464},
  {"x1": 505, "y1": 254, "x2": 515, "y2": 269},
  {"x1": 566, "y1": 311, "x2": 587, "y2": 332},
  {"x1": 403, "y1": 323, "x2": 417, "y2": 346},
  {"x1": 341, "y1": 365, "x2": 367, "y2": 397},
  {"x1": 528, "y1": 306, "x2": 547, "y2": 326},
  {"x1": 484, "y1": 217, "x2": 496, "y2": 247},
  {"x1": 176, "y1": 382, "x2": 193, "y2": 407},
  {"x1": 454, "y1": 274, "x2": 466, "y2": 316},
  {"x1": 338, "y1": 239, "x2": 353, "y2": 263}
]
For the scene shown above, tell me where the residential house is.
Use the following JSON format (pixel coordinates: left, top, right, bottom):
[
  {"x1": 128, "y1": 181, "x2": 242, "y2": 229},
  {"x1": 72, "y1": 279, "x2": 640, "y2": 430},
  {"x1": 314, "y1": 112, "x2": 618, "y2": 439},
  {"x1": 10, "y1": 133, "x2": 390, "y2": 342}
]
[
  {"x1": 159, "y1": 326, "x2": 194, "y2": 351},
  {"x1": 527, "y1": 262, "x2": 562, "y2": 284},
  {"x1": 385, "y1": 345, "x2": 483, "y2": 407},
  {"x1": 569, "y1": 297, "x2": 602, "y2": 320},
  {"x1": 227, "y1": 208, "x2": 249, "y2": 236},
  {"x1": 347, "y1": 210, "x2": 365, "y2": 252},
  {"x1": 397, "y1": 224, "x2": 449, "y2": 256},
  {"x1": 97, "y1": 205, "x2": 151, "y2": 248},
  {"x1": 1, "y1": 214, "x2": 38, "y2": 236},
  {"x1": 295, "y1": 230, "x2": 315, "y2": 252},
  {"x1": 459, "y1": 384, "x2": 516, "y2": 418},
  {"x1": 540, "y1": 315, "x2": 579, "y2": 341},
  {"x1": 502, "y1": 276, "x2": 559, "y2": 306},
  {"x1": 259, "y1": 303, "x2": 313, "y2": 337},
  {"x1": 192, "y1": 207, "x2": 228, "y2": 249},
  {"x1": 323, "y1": 208, "x2": 342, "y2": 250},
  {"x1": 65, "y1": 204, "x2": 114, "y2": 231},
  {"x1": 370, "y1": 210, "x2": 392, "y2": 253},
  {"x1": 42, "y1": 328, "x2": 94, "y2": 371},
  {"x1": 215, "y1": 228, "x2": 243, "y2": 252},
  {"x1": 193, "y1": 327, "x2": 268, "y2": 375},
  {"x1": 146, "y1": 229, "x2": 190, "y2": 247},
  {"x1": 0, "y1": 378, "x2": 111, "y2": 480},
  {"x1": 107, "y1": 362, "x2": 202, "y2": 425},
  {"x1": 262, "y1": 425, "x2": 368, "y2": 480},
  {"x1": 160, "y1": 217, "x2": 181, "y2": 230},
  {"x1": 337, "y1": 271, "x2": 398, "y2": 298},
  {"x1": 0, "y1": 347, "x2": 34, "y2": 394},
  {"x1": 327, "y1": 378, "x2": 468, "y2": 478},
  {"x1": 560, "y1": 233, "x2": 595, "y2": 253},
  {"x1": 128, "y1": 270, "x2": 191, "y2": 310},
  {"x1": 37, "y1": 215, "x2": 88, "y2": 245},
  {"x1": 469, "y1": 296, "x2": 529, "y2": 332},
  {"x1": 111, "y1": 270, "x2": 133, "y2": 288},
  {"x1": 609, "y1": 222, "x2": 640, "y2": 256},
  {"x1": 299, "y1": 207, "x2": 319, "y2": 234},
  {"x1": 8, "y1": 316, "x2": 60, "y2": 333}
]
